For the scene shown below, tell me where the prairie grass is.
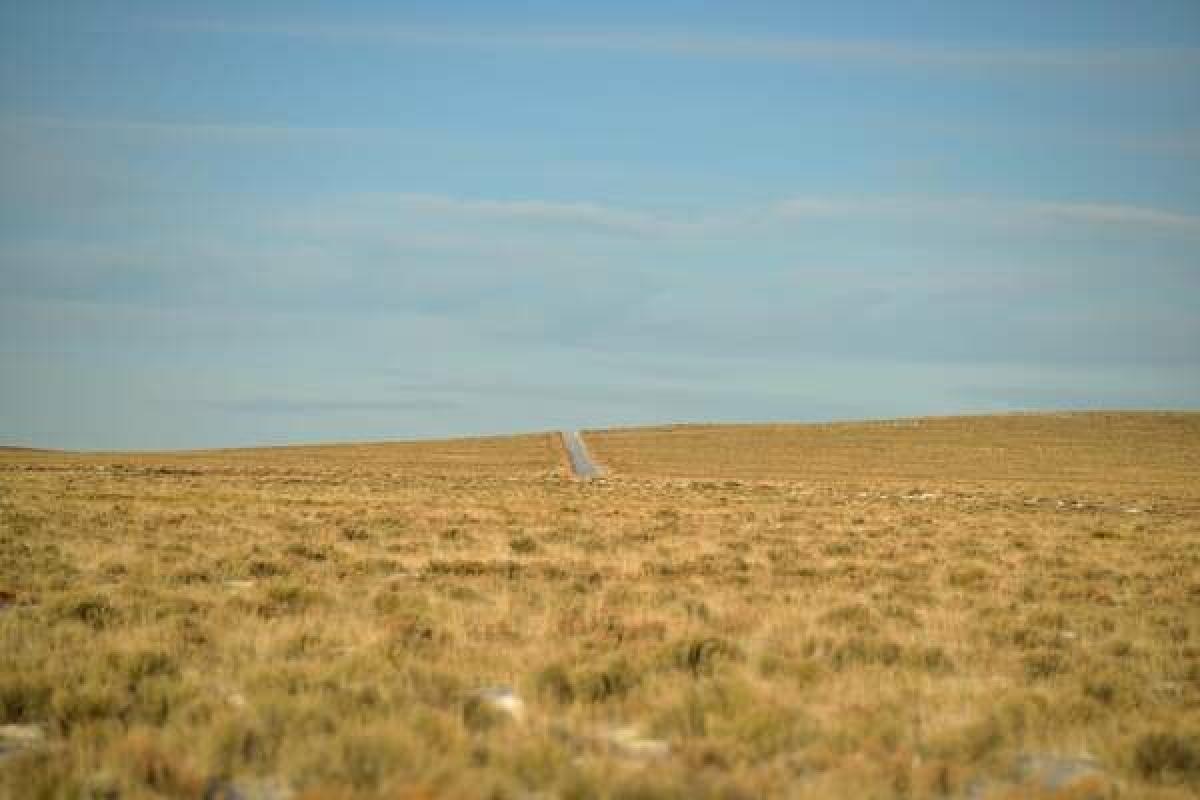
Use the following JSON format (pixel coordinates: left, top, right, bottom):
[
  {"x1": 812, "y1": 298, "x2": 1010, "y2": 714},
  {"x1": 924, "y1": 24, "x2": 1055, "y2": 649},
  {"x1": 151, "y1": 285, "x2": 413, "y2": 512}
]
[{"x1": 1, "y1": 414, "x2": 1198, "y2": 798}]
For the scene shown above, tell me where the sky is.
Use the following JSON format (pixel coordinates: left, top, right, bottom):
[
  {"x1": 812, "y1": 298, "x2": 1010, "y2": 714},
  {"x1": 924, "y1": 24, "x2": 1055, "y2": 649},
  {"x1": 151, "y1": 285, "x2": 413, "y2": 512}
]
[{"x1": 1, "y1": 1, "x2": 1199, "y2": 449}]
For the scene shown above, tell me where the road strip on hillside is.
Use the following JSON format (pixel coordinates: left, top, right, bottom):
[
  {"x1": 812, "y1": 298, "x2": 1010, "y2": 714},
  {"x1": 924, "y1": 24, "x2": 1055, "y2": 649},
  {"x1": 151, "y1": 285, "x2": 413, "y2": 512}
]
[{"x1": 561, "y1": 431, "x2": 603, "y2": 479}]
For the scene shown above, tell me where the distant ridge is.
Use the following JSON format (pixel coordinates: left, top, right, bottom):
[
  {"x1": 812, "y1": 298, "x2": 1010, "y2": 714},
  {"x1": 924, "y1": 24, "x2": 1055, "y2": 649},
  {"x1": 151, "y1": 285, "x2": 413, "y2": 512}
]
[{"x1": 3, "y1": 411, "x2": 1197, "y2": 454}]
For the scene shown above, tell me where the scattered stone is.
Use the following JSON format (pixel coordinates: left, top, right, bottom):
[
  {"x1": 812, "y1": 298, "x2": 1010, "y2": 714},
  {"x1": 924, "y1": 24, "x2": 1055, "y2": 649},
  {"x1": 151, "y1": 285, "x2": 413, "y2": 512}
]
[
  {"x1": 0, "y1": 724, "x2": 45, "y2": 759},
  {"x1": 81, "y1": 771, "x2": 121, "y2": 799},
  {"x1": 202, "y1": 777, "x2": 293, "y2": 800},
  {"x1": 463, "y1": 686, "x2": 525, "y2": 730},
  {"x1": 600, "y1": 725, "x2": 669, "y2": 761},
  {"x1": 1015, "y1": 754, "x2": 1109, "y2": 792},
  {"x1": 966, "y1": 753, "x2": 1112, "y2": 799},
  {"x1": 0, "y1": 724, "x2": 44, "y2": 744}
]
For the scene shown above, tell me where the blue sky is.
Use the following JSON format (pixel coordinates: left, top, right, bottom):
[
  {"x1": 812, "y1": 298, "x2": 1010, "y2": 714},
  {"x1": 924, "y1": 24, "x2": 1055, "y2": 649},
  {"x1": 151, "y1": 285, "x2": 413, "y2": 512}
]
[{"x1": 2, "y1": 1, "x2": 1198, "y2": 449}]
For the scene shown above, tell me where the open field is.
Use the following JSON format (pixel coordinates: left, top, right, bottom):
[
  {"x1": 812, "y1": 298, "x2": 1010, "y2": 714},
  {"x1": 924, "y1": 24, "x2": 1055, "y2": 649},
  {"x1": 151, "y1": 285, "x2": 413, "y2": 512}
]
[
  {"x1": 1, "y1": 413, "x2": 1198, "y2": 798},
  {"x1": 0, "y1": 434, "x2": 566, "y2": 479},
  {"x1": 586, "y1": 412, "x2": 1200, "y2": 489}
]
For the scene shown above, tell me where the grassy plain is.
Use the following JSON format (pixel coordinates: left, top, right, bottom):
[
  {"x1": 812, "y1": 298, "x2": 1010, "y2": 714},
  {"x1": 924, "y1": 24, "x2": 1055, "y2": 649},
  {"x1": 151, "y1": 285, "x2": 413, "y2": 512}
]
[{"x1": 1, "y1": 414, "x2": 1198, "y2": 798}]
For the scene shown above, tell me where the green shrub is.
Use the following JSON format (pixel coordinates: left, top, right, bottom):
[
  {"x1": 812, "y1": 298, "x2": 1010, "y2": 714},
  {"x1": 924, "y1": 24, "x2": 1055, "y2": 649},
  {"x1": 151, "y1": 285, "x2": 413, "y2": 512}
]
[
  {"x1": 666, "y1": 637, "x2": 740, "y2": 677},
  {"x1": 254, "y1": 583, "x2": 323, "y2": 617},
  {"x1": 534, "y1": 664, "x2": 575, "y2": 705},
  {"x1": 819, "y1": 603, "x2": 876, "y2": 630},
  {"x1": 1023, "y1": 651, "x2": 1067, "y2": 681},
  {"x1": 0, "y1": 676, "x2": 53, "y2": 723},
  {"x1": 509, "y1": 535, "x2": 539, "y2": 555},
  {"x1": 578, "y1": 658, "x2": 639, "y2": 703},
  {"x1": 1133, "y1": 731, "x2": 1199, "y2": 781},
  {"x1": 52, "y1": 594, "x2": 120, "y2": 630},
  {"x1": 811, "y1": 636, "x2": 902, "y2": 670}
]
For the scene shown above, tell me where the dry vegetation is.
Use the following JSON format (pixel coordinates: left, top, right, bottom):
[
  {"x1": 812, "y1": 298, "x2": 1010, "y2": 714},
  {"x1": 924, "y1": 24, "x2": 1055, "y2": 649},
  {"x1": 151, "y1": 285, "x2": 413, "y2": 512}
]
[
  {"x1": 1, "y1": 414, "x2": 1198, "y2": 799},
  {"x1": 586, "y1": 413, "x2": 1200, "y2": 488}
]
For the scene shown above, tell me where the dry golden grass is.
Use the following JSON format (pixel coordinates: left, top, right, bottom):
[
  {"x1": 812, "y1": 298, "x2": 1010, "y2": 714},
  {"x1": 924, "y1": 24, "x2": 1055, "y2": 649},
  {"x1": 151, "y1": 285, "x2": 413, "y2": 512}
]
[
  {"x1": 1, "y1": 414, "x2": 1198, "y2": 799},
  {"x1": 0, "y1": 432, "x2": 565, "y2": 479},
  {"x1": 587, "y1": 412, "x2": 1200, "y2": 490}
]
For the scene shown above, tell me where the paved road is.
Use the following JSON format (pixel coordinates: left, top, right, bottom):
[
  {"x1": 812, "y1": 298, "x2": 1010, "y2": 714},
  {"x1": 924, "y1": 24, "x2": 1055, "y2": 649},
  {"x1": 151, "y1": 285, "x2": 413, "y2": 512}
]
[{"x1": 561, "y1": 431, "x2": 603, "y2": 479}]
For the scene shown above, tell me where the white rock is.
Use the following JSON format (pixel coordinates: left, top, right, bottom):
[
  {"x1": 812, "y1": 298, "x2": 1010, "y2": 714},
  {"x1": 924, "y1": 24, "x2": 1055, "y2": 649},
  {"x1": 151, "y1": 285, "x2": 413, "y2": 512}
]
[
  {"x1": 0, "y1": 724, "x2": 45, "y2": 760},
  {"x1": 0, "y1": 724, "x2": 43, "y2": 745},
  {"x1": 203, "y1": 777, "x2": 294, "y2": 800},
  {"x1": 470, "y1": 686, "x2": 526, "y2": 722},
  {"x1": 602, "y1": 725, "x2": 669, "y2": 760}
]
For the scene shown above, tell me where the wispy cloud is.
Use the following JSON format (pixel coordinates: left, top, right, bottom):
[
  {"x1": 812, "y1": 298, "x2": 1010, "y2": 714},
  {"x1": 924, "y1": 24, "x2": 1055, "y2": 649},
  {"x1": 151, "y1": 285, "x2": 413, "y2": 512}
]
[
  {"x1": 1028, "y1": 202, "x2": 1200, "y2": 232},
  {"x1": 394, "y1": 192, "x2": 1200, "y2": 240},
  {"x1": 162, "y1": 20, "x2": 1200, "y2": 75},
  {"x1": 773, "y1": 194, "x2": 1200, "y2": 234},
  {"x1": 397, "y1": 193, "x2": 713, "y2": 238},
  {"x1": 1118, "y1": 131, "x2": 1200, "y2": 158},
  {"x1": 0, "y1": 115, "x2": 378, "y2": 144},
  {"x1": 183, "y1": 189, "x2": 1200, "y2": 246}
]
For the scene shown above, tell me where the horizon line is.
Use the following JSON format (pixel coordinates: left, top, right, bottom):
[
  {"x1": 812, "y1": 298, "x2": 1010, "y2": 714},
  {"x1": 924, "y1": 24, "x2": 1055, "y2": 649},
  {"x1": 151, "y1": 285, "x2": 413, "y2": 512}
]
[{"x1": 4, "y1": 408, "x2": 1196, "y2": 456}]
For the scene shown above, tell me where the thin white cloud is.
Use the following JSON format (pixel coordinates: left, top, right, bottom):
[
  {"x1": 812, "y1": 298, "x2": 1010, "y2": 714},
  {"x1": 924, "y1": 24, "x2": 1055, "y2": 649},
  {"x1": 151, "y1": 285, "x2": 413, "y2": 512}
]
[
  {"x1": 1119, "y1": 131, "x2": 1200, "y2": 158},
  {"x1": 13, "y1": 114, "x2": 1197, "y2": 167},
  {"x1": 1030, "y1": 202, "x2": 1200, "y2": 232},
  {"x1": 773, "y1": 194, "x2": 1200, "y2": 234},
  {"x1": 162, "y1": 20, "x2": 1200, "y2": 75},
  {"x1": 397, "y1": 193, "x2": 713, "y2": 238},
  {"x1": 303, "y1": 191, "x2": 1200, "y2": 241},
  {"x1": 0, "y1": 115, "x2": 376, "y2": 144},
  {"x1": 287, "y1": 191, "x2": 1200, "y2": 240}
]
